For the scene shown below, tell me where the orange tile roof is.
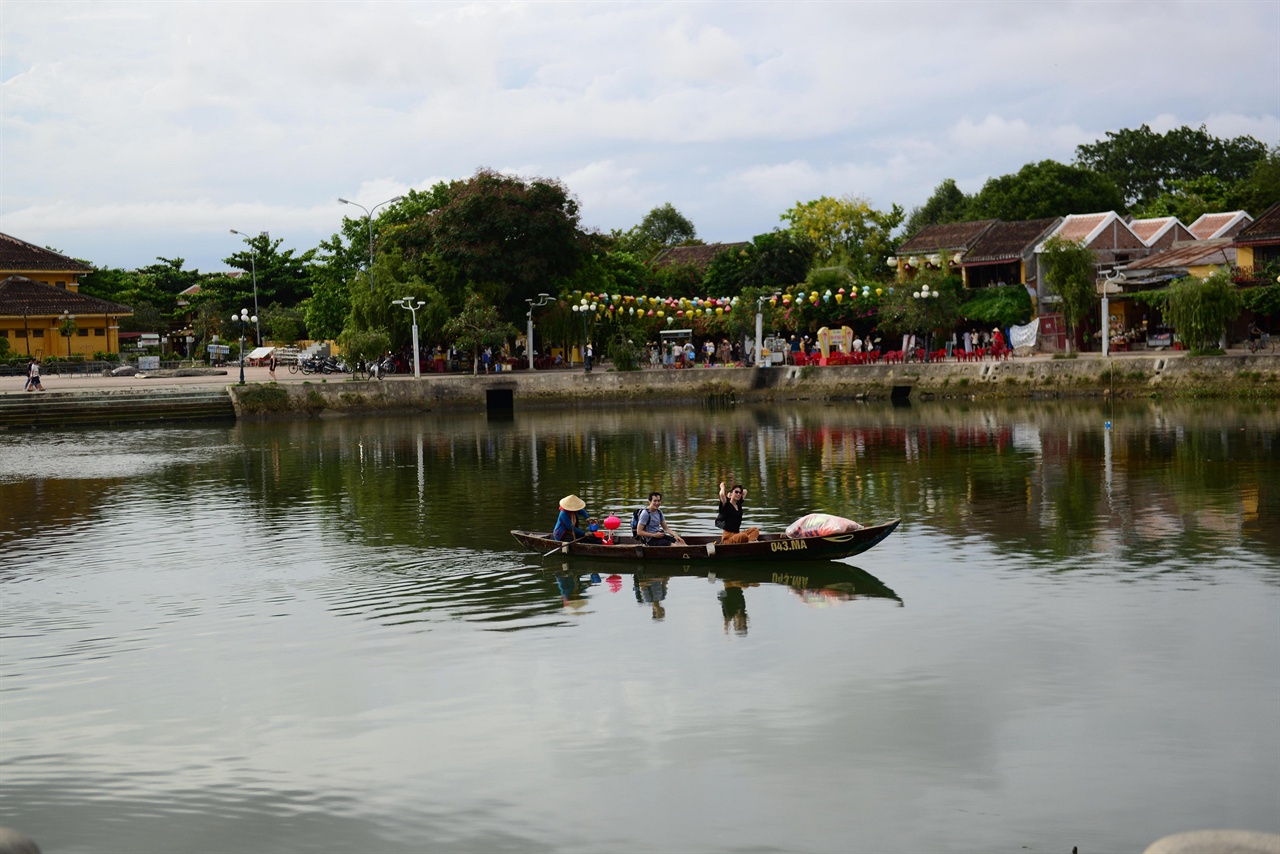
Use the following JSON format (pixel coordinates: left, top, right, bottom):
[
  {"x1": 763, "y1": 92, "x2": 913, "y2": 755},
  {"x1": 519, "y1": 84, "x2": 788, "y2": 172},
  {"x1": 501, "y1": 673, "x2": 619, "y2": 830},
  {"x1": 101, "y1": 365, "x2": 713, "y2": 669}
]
[
  {"x1": 1190, "y1": 211, "x2": 1253, "y2": 240},
  {"x1": 1055, "y1": 213, "x2": 1109, "y2": 243}
]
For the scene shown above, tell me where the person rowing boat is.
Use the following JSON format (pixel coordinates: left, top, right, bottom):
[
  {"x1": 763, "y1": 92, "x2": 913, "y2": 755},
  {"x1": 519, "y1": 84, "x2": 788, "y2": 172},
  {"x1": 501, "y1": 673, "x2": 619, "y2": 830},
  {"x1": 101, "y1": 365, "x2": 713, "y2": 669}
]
[{"x1": 553, "y1": 494, "x2": 594, "y2": 542}]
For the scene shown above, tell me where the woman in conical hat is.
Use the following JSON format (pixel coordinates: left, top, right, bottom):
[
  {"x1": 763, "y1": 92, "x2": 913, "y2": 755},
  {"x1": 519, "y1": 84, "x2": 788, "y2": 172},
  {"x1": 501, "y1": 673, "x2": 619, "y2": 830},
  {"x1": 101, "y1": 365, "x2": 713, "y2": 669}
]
[{"x1": 553, "y1": 494, "x2": 591, "y2": 541}]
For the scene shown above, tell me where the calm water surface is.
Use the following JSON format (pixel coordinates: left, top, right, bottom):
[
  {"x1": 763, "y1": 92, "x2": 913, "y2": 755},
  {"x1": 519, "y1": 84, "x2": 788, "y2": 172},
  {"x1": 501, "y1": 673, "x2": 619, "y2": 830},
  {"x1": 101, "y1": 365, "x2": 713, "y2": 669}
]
[{"x1": 1, "y1": 401, "x2": 1277, "y2": 853}]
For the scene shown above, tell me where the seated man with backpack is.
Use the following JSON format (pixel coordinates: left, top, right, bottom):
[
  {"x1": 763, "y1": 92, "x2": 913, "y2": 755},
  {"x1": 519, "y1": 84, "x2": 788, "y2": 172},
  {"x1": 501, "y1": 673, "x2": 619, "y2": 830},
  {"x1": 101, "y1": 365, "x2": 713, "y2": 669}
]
[{"x1": 635, "y1": 492, "x2": 685, "y2": 546}]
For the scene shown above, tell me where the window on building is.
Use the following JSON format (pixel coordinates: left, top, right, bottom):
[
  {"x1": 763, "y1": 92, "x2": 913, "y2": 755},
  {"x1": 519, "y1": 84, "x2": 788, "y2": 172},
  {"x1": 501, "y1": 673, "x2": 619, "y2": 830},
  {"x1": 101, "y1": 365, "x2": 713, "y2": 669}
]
[
  {"x1": 94, "y1": 328, "x2": 105, "y2": 337},
  {"x1": 78, "y1": 328, "x2": 90, "y2": 336},
  {"x1": 15, "y1": 330, "x2": 28, "y2": 338},
  {"x1": 56, "y1": 281, "x2": 67, "y2": 288},
  {"x1": 0, "y1": 329, "x2": 8, "y2": 338},
  {"x1": 32, "y1": 329, "x2": 44, "y2": 338}
]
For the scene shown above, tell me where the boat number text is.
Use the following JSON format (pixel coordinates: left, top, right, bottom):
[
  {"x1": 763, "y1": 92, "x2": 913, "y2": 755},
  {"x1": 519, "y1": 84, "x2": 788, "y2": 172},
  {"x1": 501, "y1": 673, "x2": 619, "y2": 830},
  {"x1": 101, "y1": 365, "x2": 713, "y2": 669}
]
[{"x1": 770, "y1": 539, "x2": 808, "y2": 552}]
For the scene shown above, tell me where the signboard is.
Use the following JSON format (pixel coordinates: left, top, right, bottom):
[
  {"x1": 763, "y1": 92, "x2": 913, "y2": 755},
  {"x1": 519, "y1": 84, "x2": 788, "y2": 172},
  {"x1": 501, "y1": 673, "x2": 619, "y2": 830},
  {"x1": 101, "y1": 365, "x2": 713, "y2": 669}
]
[
  {"x1": 138, "y1": 356, "x2": 160, "y2": 371},
  {"x1": 206, "y1": 344, "x2": 230, "y2": 355}
]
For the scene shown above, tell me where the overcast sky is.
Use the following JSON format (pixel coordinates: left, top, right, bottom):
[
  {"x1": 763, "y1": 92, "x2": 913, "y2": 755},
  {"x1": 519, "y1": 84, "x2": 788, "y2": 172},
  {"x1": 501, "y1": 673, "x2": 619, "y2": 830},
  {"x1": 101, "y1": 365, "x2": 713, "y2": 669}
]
[{"x1": 3, "y1": 0, "x2": 1277, "y2": 273}]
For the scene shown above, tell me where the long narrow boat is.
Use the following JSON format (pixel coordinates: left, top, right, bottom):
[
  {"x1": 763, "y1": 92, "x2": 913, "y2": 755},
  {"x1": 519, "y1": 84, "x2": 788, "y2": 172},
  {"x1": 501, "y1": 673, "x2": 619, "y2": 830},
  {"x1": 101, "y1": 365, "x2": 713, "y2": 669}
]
[{"x1": 511, "y1": 519, "x2": 900, "y2": 563}]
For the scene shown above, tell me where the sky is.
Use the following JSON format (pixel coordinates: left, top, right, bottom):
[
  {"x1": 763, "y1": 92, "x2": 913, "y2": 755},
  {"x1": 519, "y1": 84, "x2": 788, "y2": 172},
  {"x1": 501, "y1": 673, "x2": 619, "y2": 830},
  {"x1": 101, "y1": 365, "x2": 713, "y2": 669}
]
[{"x1": 2, "y1": 0, "x2": 1278, "y2": 273}]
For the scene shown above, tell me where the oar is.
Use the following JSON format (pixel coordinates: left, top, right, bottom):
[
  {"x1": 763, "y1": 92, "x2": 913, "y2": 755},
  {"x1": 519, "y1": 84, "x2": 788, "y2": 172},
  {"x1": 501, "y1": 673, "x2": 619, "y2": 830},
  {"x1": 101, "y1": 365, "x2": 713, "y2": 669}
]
[{"x1": 542, "y1": 533, "x2": 591, "y2": 557}]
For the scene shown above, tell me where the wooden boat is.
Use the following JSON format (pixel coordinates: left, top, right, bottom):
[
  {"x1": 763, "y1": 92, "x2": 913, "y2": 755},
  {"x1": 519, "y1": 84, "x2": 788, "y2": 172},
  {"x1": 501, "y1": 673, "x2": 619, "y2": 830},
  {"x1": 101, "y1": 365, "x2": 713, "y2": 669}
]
[{"x1": 511, "y1": 519, "x2": 900, "y2": 563}]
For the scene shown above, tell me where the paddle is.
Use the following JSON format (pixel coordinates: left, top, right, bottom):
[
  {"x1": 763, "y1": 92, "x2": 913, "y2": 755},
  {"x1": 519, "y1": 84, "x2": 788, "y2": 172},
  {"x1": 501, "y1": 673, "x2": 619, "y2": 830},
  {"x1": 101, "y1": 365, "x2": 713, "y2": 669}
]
[{"x1": 542, "y1": 533, "x2": 591, "y2": 557}]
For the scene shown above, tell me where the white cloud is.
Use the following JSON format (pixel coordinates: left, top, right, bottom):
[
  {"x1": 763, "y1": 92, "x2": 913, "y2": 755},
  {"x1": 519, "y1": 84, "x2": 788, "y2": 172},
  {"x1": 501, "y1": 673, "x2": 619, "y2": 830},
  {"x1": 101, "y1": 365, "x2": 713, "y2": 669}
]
[{"x1": 1, "y1": 0, "x2": 1276, "y2": 269}]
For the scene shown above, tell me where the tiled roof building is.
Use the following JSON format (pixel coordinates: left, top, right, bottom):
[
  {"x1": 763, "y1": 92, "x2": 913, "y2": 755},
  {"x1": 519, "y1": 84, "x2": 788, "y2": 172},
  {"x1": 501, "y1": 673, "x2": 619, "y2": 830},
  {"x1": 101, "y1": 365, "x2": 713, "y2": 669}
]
[
  {"x1": 0, "y1": 232, "x2": 94, "y2": 289},
  {"x1": 1231, "y1": 202, "x2": 1280, "y2": 280},
  {"x1": 0, "y1": 233, "x2": 132, "y2": 358},
  {"x1": 1128, "y1": 217, "x2": 1195, "y2": 250},
  {"x1": 1188, "y1": 211, "x2": 1253, "y2": 241},
  {"x1": 650, "y1": 242, "x2": 748, "y2": 269}
]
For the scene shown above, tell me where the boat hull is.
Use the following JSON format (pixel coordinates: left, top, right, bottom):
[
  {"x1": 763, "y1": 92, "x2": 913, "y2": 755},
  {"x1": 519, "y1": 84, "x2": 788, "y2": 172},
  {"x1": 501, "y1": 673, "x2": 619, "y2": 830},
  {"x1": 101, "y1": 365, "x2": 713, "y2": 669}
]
[{"x1": 512, "y1": 520, "x2": 900, "y2": 563}]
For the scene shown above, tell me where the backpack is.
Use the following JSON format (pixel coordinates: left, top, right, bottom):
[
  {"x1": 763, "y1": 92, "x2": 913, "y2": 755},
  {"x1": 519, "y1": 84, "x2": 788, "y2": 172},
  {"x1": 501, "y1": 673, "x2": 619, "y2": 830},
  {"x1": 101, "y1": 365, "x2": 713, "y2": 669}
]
[{"x1": 631, "y1": 508, "x2": 642, "y2": 537}]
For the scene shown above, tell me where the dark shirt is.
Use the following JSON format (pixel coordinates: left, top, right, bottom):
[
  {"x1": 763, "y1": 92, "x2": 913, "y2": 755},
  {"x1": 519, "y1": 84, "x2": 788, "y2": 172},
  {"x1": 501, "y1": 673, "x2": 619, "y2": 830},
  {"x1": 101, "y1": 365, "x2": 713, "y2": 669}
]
[{"x1": 716, "y1": 499, "x2": 744, "y2": 533}]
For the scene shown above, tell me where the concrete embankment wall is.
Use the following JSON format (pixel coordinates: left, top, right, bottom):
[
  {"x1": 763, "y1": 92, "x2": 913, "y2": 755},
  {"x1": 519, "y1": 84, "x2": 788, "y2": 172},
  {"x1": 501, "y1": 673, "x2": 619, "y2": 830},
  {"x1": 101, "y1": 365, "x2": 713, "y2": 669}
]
[
  {"x1": 0, "y1": 387, "x2": 235, "y2": 428},
  {"x1": 229, "y1": 353, "x2": 1280, "y2": 418}
]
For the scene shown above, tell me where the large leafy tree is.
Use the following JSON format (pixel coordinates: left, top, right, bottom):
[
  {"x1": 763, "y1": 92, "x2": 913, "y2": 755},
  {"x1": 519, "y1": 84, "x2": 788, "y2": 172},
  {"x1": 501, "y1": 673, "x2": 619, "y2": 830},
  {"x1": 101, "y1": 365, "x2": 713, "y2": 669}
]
[
  {"x1": 902, "y1": 179, "x2": 973, "y2": 238},
  {"x1": 704, "y1": 231, "x2": 816, "y2": 296},
  {"x1": 1075, "y1": 124, "x2": 1268, "y2": 210},
  {"x1": 1039, "y1": 235, "x2": 1099, "y2": 354},
  {"x1": 970, "y1": 160, "x2": 1125, "y2": 221},
  {"x1": 780, "y1": 195, "x2": 902, "y2": 280},
  {"x1": 423, "y1": 169, "x2": 587, "y2": 317},
  {"x1": 612, "y1": 202, "x2": 699, "y2": 261},
  {"x1": 223, "y1": 233, "x2": 315, "y2": 308}
]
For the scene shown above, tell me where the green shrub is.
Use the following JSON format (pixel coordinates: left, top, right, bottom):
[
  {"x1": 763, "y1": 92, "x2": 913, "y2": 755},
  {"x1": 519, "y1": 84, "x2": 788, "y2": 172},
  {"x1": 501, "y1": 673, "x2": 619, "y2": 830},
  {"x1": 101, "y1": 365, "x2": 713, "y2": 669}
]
[
  {"x1": 1165, "y1": 270, "x2": 1241, "y2": 351},
  {"x1": 237, "y1": 384, "x2": 292, "y2": 414}
]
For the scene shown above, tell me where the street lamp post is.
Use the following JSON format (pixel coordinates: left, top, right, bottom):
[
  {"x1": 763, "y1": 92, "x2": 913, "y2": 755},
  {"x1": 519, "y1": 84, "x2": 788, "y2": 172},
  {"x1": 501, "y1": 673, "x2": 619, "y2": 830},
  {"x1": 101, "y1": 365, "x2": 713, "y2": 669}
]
[
  {"x1": 1101, "y1": 269, "x2": 1126, "y2": 358},
  {"x1": 231, "y1": 308, "x2": 257, "y2": 385},
  {"x1": 911, "y1": 284, "x2": 941, "y2": 362},
  {"x1": 525, "y1": 293, "x2": 552, "y2": 370},
  {"x1": 229, "y1": 229, "x2": 264, "y2": 345},
  {"x1": 572, "y1": 301, "x2": 595, "y2": 372},
  {"x1": 338, "y1": 196, "x2": 403, "y2": 292},
  {"x1": 392, "y1": 296, "x2": 426, "y2": 378}
]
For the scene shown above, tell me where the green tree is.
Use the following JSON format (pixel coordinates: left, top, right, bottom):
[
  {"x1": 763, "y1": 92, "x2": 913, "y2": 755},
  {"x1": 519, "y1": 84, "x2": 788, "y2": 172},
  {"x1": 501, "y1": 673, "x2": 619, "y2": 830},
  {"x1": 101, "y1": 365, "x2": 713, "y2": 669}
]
[
  {"x1": 902, "y1": 179, "x2": 974, "y2": 238},
  {"x1": 1164, "y1": 269, "x2": 1242, "y2": 353},
  {"x1": 338, "y1": 328, "x2": 391, "y2": 369},
  {"x1": 1039, "y1": 235, "x2": 1099, "y2": 354},
  {"x1": 304, "y1": 263, "x2": 353, "y2": 342},
  {"x1": 1234, "y1": 147, "x2": 1280, "y2": 216},
  {"x1": 970, "y1": 160, "x2": 1125, "y2": 221},
  {"x1": 1075, "y1": 124, "x2": 1268, "y2": 209},
  {"x1": 260, "y1": 302, "x2": 306, "y2": 344},
  {"x1": 223, "y1": 233, "x2": 315, "y2": 308},
  {"x1": 613, "y1": 203, "x2": 699, "y2": 261},
  {"x1": 780, "y1": 195, "x2": 903, "y2": 280},
  {"x1": 957, "y1": 284, "x2": 1034, "y2": 329},
  {"x1": 1130, "y1": 175, "x2": 1236, "y2": 223},
  {"x1": 442, "y1": 291, "x2": 519, "y2": 375},
  {"x1": 345, "y1": 250, "x2": 451, "y2": 351},
  {"x1": 424, "y1": 169, "x2": 587, "y2": 318},
  {"x1": 874, "y1": 270, "x2": 962, "y2": 347}
]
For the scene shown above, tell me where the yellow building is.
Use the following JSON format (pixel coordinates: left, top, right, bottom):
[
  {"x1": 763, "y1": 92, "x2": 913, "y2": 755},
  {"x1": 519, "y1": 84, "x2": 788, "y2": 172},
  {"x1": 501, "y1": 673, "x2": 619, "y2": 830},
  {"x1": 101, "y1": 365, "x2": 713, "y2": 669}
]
[
  {"x1": 1, "y1": 233, "x2": 132, "y2": 358},
  {"x1": 1232, "y1": 202, "x2": 1280, "y2": 279}
]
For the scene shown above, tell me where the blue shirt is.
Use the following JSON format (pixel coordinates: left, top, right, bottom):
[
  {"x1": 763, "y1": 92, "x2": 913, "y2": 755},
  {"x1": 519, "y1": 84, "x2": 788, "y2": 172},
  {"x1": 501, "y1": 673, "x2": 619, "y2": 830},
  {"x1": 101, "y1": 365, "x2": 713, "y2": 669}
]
[{"x1": 554, "y1": 508, "x2": 588, "y2": 541}]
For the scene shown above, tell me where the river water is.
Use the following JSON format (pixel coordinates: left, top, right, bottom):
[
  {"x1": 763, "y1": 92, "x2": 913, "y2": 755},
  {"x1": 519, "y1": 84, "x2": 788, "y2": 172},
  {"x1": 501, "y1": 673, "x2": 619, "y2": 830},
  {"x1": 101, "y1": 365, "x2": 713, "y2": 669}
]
[{"x1": 1, "y1": 401, "x2": 1277, "y2": 853}]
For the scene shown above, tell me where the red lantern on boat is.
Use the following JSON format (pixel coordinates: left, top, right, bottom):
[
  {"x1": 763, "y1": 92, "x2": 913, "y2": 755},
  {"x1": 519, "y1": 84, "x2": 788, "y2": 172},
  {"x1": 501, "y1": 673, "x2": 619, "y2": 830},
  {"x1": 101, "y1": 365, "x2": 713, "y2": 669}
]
[{"x1": 603, "y1": 514, "x2": 620, "y2": 544}]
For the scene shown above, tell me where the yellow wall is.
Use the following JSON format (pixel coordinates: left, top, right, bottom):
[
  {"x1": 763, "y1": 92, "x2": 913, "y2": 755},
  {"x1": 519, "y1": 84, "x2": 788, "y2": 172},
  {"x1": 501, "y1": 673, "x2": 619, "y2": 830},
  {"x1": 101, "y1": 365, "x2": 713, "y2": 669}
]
[{"x1": 1, "y1": 317, "x2": 118, "y2": 358}]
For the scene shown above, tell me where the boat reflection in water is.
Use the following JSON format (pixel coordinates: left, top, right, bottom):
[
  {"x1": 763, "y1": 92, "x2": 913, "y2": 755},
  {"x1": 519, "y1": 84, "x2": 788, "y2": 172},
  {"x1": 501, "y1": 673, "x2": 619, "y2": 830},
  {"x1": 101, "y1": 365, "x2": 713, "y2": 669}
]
[{"x1": 548, "y1": 560, "x2": 901, "y2": 635}]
